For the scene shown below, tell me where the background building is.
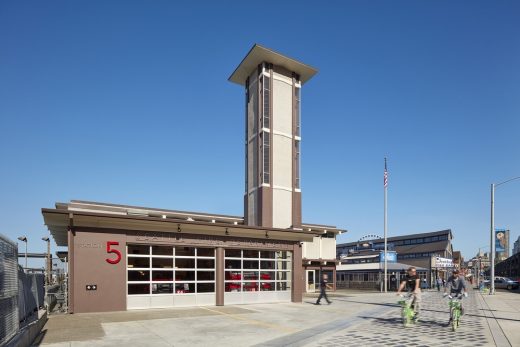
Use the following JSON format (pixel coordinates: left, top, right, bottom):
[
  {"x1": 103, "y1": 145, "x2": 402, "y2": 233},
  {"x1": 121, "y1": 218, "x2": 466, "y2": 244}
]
[
  {"x1": 337, "y1": 230, "x2": 453, "y2": 288},
  {"x1": 512, "y1": 235, "x2": 519, "y2": 256}
]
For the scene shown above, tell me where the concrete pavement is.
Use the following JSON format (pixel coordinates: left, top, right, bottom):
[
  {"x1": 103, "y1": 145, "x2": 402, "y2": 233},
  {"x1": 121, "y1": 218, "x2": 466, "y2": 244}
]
[{"x1": 34, "y1": 289, "x2": 519, "y2": 346}]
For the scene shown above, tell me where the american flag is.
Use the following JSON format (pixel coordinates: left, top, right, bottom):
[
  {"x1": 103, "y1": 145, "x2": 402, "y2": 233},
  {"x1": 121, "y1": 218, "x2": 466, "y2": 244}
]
[{"x1": 384, "y1": 158, "x2": 388, "y2": 188}]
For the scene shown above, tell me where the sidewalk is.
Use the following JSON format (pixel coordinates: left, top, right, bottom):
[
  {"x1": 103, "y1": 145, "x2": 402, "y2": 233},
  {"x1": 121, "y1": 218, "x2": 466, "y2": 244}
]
[
  {"x1": 476, "y1": 289, "x2": 520, "y2": 347},
  {"x1": 33, "y1": 289, "x2": 518, "y2": 346}
]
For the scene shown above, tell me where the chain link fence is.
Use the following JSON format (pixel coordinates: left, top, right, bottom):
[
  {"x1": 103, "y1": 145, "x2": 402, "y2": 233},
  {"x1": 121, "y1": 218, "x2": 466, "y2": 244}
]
[{"x1": 0, "y1": 234, "x2": 19, "y2": 346}]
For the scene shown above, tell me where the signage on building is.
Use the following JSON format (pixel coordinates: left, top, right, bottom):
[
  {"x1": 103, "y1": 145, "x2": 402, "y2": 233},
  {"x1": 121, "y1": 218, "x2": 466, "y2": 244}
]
[
  {"x1": 379, "y1": 251, "x2": 397, "y2": 263},
  {"x1": 434, "y1": 256, "x2": 454, "y2": 268}
]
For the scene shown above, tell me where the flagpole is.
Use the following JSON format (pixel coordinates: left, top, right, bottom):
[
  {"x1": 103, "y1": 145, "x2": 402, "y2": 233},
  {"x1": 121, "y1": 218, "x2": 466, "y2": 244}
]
[{"x1": 384, "y1": 158, "x2": 388, "y2": 293}]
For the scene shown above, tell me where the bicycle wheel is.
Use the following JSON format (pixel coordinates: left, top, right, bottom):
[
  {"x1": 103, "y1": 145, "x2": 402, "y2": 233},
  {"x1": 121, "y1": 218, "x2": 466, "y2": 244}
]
[
  {"x1": 403, "y1": 307, "x2": 412, "y2": 327},
  {"x1": 451, "y1": 309, "x2": 459, "y2": 331}
]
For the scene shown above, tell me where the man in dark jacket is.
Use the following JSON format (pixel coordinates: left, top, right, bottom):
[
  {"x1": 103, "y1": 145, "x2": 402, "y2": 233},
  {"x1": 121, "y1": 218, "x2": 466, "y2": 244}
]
[{"x1": 315, "y1": 274, "x2": 332, "y2": 305}]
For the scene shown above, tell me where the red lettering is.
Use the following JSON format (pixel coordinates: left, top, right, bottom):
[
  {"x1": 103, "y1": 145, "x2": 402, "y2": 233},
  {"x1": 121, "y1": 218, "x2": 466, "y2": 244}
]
[{"x1": 106, "y1": 241, "x2": 122, "y2": 264}]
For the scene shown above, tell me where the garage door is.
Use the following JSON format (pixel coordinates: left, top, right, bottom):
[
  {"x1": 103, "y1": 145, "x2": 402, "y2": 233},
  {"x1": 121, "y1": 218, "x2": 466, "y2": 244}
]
[{"x1": 127, "y1": 244, "x2": 215, "y2": 309}]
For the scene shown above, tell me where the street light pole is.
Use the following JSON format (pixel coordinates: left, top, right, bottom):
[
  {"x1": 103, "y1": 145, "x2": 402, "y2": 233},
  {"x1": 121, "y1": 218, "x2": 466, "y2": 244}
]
[
  {"x1": 17, "y1": 236, "x2": 28, "y2": 270},
  {"x1": 490, "y1": 176, "x2": 520, "y2": 295},
  {"x1": 490, "y1": 184, "x2": 495, "y2": 294}
]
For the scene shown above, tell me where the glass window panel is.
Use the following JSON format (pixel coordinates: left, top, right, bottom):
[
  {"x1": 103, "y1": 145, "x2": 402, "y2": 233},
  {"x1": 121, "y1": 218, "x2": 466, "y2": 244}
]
[
  {"x1": 243, "y1": 271, "x2": 258, "y2": 280},
  {"x1": 244, "y1": 260, "x2": 259, "y2": 269},
  {"x1": 243, "y1": 282, "x2": 259, "y2": 292},
  {"x1": 176, "y1": 271, "x2": 195, "y2": 281},
  {"x1": 152, "y1": 283, "x2": 173, "y2": 294},
  {"x1": 276, "y1": 251, "x2": 287, "y2": 259},
  {"x1": 175, "y1": 247, "x2": 195, "y2": 257},
  {"x1": 243, "y1": 250, "x2": 259, "y2": 258},
  {"x1": 276, "y1": 282, "x2": 291, "y2": 291},
  {"x1": 225, "y1": 282, "x2": 241, "y2": 292},
  {"x1": 128, "y1": 283, "x2": 149, "y2": 295},
  {"x1": 226, "y1": 271, "x2": 242, "y2": 280},
  {"x1": 260, "y1": 260, "x2": 275, "y2": 270},
  {"x1": 197, "y1": 271, "x2": 215, "y2": 281},
  {"x1": 128, "y1": 270, "x2": 149, "y2": 281},
  {"x1": 152, "y1": 246, "x2": 172, "y2": 256},
  {"x1": 260, "y1": 282, "x2": 275, "y2": 291},
  {"x1": 152, "y1": 271, "x2": 173, "y2": 281},
  {"x1": 152, "y1": 258, "x2": 173, "y2": 269},
  {"x1": 276, "y1": 272, "x2": 290, "y2": 281},
  {"x1": 260, "y1": 251, "x2": 276, "y2": 259},
  {"x1": 197, "y1": 259, "x2": 215, "y2": 269},
  {"x1": 260, "y1": 271, "x2": 275, "y2": 281},
  {"x1": 175, "y1": 258, "x2": 195, "y2": 269},
  {"x1": 277, "y1": 261, "x2": 291, "y2": 271},
  {"x1": 197, "y1": 248, "x2": 215, "y2": 257},
  {"x1": 128, "y1": 257, "x2": 150, "y2": 268},
  {"x1": 225, "y1": 249, "x2": 241, "y2": 258},
  {"x1": 197, "y1": 283, "x2": 215, "y2": 293},
  {"x1": 128, "y1": 245, "x2": 149, "y2": 255},
  {"x1": 225, "y1": 259, "x2": 241, "y2": 269},
  {"x1": 175, "y1": 283, "x2": 194, "y2": 294}
]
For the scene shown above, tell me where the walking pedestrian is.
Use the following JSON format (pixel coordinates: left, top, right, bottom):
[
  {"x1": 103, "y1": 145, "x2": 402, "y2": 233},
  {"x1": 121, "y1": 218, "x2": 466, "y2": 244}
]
[
  {"x1": 436, "y1": 277, "x2": 442, "y2": 291},
  {"x1": 315, "y1": 274, "x2": 332, "y2": 305}
]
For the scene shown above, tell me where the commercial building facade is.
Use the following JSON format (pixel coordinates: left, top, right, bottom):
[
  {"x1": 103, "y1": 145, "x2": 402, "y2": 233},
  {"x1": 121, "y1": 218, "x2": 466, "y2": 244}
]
[
  {"x1": 42, "y1": 45, "x2": 343, "y2": 313},
  {"x1": 336, "y1": 230, "x2": 453, "y2": 288}
]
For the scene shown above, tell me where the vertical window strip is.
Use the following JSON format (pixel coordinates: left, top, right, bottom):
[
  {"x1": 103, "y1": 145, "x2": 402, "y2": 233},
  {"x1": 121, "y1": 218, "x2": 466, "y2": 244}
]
[
  {"x1": 295, "y1": 140, "x2": 300, "y2": 189},
  {"x1": 263, "y1": 132, "x2": 270, "y2": 184},
  {"x1": 295, "y1": 87, "x2": 301, "y2": 136},
  {"x1": 245, "y1": 81, "x2": 249, "y2": 192},
  {"x1": 263, "y1": 75, "x2": 270, "y2": 129}
]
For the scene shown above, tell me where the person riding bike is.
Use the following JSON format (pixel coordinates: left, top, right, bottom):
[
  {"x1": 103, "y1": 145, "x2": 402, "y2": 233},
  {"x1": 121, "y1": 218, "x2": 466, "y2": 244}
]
[
  {"x1": 443, "y1": 269, "x2": 468, "y2": 323},
  {"x1": 397, "y1": 267, "x2": 421, "y2": 322}
]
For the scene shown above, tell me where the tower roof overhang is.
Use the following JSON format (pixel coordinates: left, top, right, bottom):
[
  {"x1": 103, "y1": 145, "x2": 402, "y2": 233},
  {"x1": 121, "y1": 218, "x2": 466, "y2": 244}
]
[{"x1": 228, "y1": 44, "x2": 318, "y2": 86}]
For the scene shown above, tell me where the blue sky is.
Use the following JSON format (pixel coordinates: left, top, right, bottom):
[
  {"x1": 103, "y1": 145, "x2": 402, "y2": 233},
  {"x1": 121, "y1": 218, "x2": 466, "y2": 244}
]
[{"x1": 1, "y1": 1, "x2": 519, "y2": 267}]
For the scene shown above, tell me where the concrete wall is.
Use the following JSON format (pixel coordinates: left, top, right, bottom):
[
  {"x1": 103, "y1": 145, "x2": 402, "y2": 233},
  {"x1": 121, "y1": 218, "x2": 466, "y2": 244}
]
[
  {"x1": 302, "y1": 237, "x2": 337, "y2": 260},
  {"x1": 271, "y1": 73, "x2": 294, "y2": 229}
]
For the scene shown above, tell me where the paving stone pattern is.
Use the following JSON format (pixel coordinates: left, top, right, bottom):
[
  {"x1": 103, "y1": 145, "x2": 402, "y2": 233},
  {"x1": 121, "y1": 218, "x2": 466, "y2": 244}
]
[{"x1": 311, "y1": 291, "x2": 493, "y2": 347}]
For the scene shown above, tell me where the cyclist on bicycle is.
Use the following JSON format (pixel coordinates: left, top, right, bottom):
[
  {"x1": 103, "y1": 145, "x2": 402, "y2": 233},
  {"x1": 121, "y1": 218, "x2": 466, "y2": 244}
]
[
  {"x1": 397, "y1": 267, "x2": 421, "y2": 322},
  {"x1": 443, "y1": 269, "x2": 468, "y2": 322}
]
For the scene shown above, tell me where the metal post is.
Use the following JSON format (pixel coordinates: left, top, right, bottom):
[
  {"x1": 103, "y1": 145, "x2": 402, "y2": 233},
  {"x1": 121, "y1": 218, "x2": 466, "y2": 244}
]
[
  {"x1": 47, "y1": 240, "x2": 51, "y2": 284},
  {"x1": 490, "y1": 183, "x2": 495, "y2": 295},
  {"x1": 384, "y1": 158, "x2": 388, "y2": 293},
  {"x1": 24, "y1": 241, "x2": 28, "y2": 270}
]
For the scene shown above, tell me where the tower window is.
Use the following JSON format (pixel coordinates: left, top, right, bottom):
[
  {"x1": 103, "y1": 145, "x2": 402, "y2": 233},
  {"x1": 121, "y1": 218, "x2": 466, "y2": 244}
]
[
  {"x1": 263, "y1": 132, "x2": 270, "y2": 184},
  {"x1": 295, "y1": 140, "x2": 300, "y2": 189},
  {"x1": 263, "y1": 75, "x2": 270, "y2": 129}
]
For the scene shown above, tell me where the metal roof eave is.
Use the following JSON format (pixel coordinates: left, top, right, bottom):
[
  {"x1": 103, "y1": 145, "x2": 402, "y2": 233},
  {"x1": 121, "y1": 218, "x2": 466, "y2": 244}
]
[
  {"x1": 42, "y1": 209, "x2": 317, "y2": 247},
  {"x1": 228, "y1": 44, "x2": 318, "y2": 86}
]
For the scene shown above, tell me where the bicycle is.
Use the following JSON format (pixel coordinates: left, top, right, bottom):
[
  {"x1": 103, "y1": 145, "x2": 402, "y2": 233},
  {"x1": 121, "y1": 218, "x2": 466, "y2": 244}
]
[
  {"x1": 446, "y1": 293, "x2": 464, "y2": 331},
  {"x1": 398, "y1": 293, "x2": 417, "y2": 327}
]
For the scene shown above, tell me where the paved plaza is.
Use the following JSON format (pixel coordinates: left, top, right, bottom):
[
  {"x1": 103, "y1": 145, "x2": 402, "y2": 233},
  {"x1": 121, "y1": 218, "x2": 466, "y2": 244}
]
[{"x1": 35, "y1": 289, "x2": 518, "y2": 347}]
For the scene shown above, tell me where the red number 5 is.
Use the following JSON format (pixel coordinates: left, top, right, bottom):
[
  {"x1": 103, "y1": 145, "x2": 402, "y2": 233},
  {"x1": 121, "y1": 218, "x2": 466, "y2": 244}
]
[{"x1": 106, "y1": 241, "x2": 122, "y2": 264}]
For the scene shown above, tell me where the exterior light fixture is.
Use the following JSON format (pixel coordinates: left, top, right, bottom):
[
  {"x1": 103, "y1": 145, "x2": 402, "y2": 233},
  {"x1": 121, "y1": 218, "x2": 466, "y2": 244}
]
[
  {"x1": 18, "y1": 236, "x2": 28, "y2": 270},
  {"x1": 225, "y1": 228, "x2": 229, "y2": 236},
  {"x1": 177, "y1": 224, "x2": 181, "y2": 232},
  {"x1": 265, "y1": 231, "x2": 269, "y2": 239}
]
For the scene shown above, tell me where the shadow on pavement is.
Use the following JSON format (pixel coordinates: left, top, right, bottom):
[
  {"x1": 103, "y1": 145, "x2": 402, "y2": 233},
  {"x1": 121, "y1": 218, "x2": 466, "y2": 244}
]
[{"x1": 357, "y1": 315, "x2": 443, "y2": 328}]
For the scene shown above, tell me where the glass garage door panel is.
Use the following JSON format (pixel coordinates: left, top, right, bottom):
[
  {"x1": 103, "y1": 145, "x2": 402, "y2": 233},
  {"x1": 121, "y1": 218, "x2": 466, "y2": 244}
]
[
  {"x1": 224, "y1": 249, "x2": 292, "y2": 304},
  {"x1": 127, "y1": 245, "x2": 215, "y2": 309}
]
